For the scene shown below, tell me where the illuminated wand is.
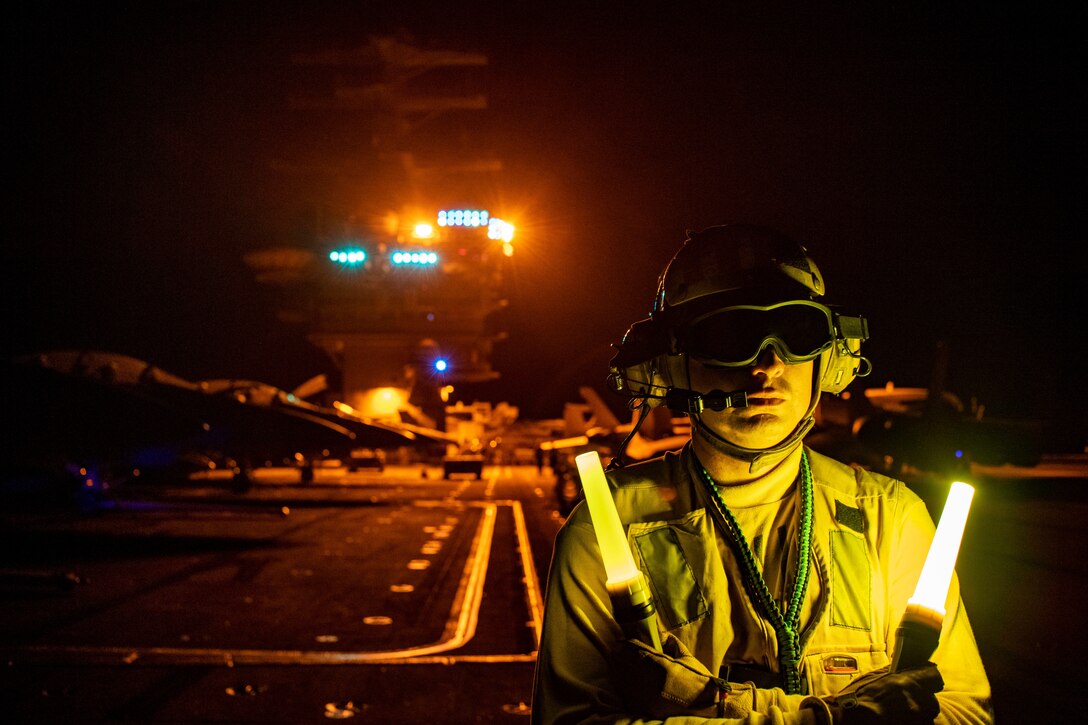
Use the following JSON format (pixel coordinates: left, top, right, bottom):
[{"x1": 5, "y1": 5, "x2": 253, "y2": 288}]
[
  {"x1": 892, "y1": 481, "x2": 975, "y2": 672},
  {"x1": 576, "y1": 451, "x2": 662, "y2": 650}
]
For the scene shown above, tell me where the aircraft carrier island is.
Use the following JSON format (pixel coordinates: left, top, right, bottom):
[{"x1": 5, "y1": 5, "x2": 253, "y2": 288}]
[
  {"x1": 238, "y1": 34, "x2": 520, "y2": 452},
  {"x1": 243, "y1": 207, "x2": 514, "y2": 435}
]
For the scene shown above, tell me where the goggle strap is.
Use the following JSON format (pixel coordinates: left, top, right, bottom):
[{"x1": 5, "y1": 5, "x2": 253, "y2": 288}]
[{"x1": 835, "y1": 315, "x2": 869, "y2": 341}]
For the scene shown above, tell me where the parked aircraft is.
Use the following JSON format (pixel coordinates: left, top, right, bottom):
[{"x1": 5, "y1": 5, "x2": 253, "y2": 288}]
[
  {"x1": 807, "y1": 343, "x2": 1045, "y2": 478},
  {"x1": 195, "y1": 379, "x2": 453, "y2": 454},
  {"x1": 539, "y1": 342, "x2": 1046, "y2": 509},
  {"x1": 3, "y1": 351, "x2": 212, "y2": 502},
  {"x1": 538, "y1": 386, "x2": 691, "y2": 515},
  {"x1": 539, "y1": 386, "x2": 690, "y2": 465},
  {"x1": 2, "y1": 351, "x2": 439, "y2": 495},
  {"x1": 281, "y1": 375, "x2": 457, "y2": 450}
]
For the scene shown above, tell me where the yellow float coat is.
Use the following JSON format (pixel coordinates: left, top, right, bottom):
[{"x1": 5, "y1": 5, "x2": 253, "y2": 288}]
[{"x1": 531, "y1": 445, "x2": 992, "y2": 724}]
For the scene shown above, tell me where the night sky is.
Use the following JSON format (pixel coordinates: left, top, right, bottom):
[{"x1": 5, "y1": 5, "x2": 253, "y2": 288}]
[{"x1": 4, "y1": 2, "x2": 1084, "y2": 443}]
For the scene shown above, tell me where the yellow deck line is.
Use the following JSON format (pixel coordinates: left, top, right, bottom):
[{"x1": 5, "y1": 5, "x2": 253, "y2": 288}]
[
  {"x1": 510, "y1": 499, "x2": 545, "y2": 645},
  {"x1": 5, "y1": 499, "x2": 550, "y2": 667}
]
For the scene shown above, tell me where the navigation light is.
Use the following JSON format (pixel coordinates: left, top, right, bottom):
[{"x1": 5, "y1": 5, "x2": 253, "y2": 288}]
[
  {"x1": 438, "y1": 209, "x2": 489, "y2": 227},
  {"x1": 391, "y1": 251, "x2": 439, "y2": 265},
  {"x1": 488, "y1": 218, "x2": 515, "y2": 243},
  {"x1": 329, "y1": 248, "x2": 367, "y2": 266}
]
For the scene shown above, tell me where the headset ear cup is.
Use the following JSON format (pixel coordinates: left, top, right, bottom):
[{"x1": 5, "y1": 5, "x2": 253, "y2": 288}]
[
  {"x1": 659, "y1": 354, "x2": 685, "y2": 390},
  {"x1": 643, "y1": 356, "x2": 681, "y2": 408},
  {"x1": 609, "y1": 358, "x2": 664, "y2": 405},
  {"x1": 607, "y1": 355, "x2": 683, "y2": 408},
  {"x1": 820, "y1": 338, "x2": 863, "y2": 394}
]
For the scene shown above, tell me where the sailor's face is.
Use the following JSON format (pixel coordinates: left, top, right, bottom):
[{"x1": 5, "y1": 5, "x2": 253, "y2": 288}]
[{"x1": 687, "y1": 347, "x2": 814, "y2": 450}]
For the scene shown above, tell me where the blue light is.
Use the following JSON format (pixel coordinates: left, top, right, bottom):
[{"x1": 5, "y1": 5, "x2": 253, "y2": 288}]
[
  {"x1": 437, "y1": 209, "x2": 489, "y2": 227},
  {"x1": 434, "y1": 358, "x2": 449, "y2": 373}
]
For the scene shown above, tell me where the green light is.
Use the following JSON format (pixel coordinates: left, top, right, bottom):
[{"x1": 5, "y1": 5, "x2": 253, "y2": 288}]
[
  {"x1": 391, "y1": 250, "x2": 438, "y2": 266},
  {"x1": 330, "y1": 247, "x2": 367, "y2": 266}
]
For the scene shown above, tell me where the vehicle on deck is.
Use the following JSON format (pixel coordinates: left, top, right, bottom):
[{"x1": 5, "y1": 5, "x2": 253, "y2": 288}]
[{"x1": 442, "y1": 454, "x2": 485, "y2": 479}]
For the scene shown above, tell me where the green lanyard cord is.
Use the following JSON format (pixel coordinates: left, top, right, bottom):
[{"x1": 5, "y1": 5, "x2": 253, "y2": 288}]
[{"x1": 697, "y1": 450, "x2": 813, "y2": 695}]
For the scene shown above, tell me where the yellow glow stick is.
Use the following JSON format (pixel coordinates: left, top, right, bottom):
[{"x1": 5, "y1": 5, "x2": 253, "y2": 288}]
[
  {"x1": 892, "y1": 480, "x2": 975, "y2": 671},
  {"x1": 575, "y1": 451, "x2": 661, "y2": 649},
  {"x1": 910, "y1": 481, "x2": 975, "y2": 615}
]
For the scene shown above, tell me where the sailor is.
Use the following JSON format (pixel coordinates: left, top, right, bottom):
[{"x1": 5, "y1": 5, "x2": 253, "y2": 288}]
[{"x1": 531, "y1": 224, "x2": 992, "y2": 723}]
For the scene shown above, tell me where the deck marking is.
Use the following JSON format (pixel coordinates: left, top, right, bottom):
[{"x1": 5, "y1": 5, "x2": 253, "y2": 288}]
[{"x1": 3, "y1": 500, "x2": 552, "y2": 666}]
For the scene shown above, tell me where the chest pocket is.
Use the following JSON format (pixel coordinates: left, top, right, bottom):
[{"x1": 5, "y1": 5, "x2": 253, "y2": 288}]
[
  {"x1": 829, "y1": 529, "x2": 871, "y2": 630},
  {"x1": 629, "y1": 510, "x2": 712, "y2": 630}
]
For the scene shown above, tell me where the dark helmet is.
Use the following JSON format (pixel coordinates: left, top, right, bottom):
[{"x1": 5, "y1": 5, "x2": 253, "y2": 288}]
[
  {"x1": 653, "y1": 224, "x2": 825, "y2": 326},
  {"x1": 607, "y1": 224, "x2": 870, "y2": 470}
]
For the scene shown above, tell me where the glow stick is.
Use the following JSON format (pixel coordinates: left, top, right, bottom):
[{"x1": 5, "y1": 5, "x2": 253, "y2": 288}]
[
  {"x1": 910, "y1": 481, "x2": 975, "y2": 615},
  {"x1": 575, "y1": 451, "x2": 661, "y2": 649},
  {"x1": 892, "y1": 481, "x2": 975, "y2": 671}
]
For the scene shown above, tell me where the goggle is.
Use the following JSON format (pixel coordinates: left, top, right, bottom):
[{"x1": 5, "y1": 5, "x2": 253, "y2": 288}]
[{"x1": 680, "y1": 300, "x2": 837, "y2": 367}]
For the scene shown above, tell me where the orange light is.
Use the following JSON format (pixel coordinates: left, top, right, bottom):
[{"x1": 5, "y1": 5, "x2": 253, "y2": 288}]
[
  {"x1": 539, "y1": 435, "x2": 590, "y2": 451},
  {"x1": 413, "y1": 223, "x2": 435, "y2": 239},
  {"x1": 333, "y1": 400, "x2": 357, "y2": 416},
  {"x1": 353, "y1": 387, "x2": 408, "y2": 419},
  {"x1": 488, "y1": 218, "x2": 515, "y2": 242}
]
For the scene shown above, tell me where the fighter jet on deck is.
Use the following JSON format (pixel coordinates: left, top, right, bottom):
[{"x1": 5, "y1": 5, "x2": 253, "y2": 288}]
[
  {"x1": 2, "y1": 351, "x2": 438, "y2": 494},
  {"x1": 537, "y1": 386, "x2": 692, "y2": 515},
  {"x1": 3, "y1": 351, "x2": 212, "y2": 498},
  {"x1": 807, "y1": 342, "x2": 1045, "y2": 478},
  {"x1": 194, "y1": 377, "x2": 455, "y2": 476},
  {"x1": 539, "y1": 386, "x2": 690, "y2": 465}
]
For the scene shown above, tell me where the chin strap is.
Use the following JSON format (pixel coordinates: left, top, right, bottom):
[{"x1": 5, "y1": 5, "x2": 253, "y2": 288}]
[
  {"x1": 612, "y1": 349, "x2": 827, "y2": 472},
  {"x1": 691, "y1": 412, "x2": 814, "y2": 473},
  {"x1": 686, "y1": 349, "x2": 823, "y2": 473}
]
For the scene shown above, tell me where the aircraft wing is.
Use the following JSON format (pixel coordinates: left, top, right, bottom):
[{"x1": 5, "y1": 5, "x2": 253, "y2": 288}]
[
  {"x1": 380, "y1": 419, "x2": 458, "y2": 446},
  {"x1": 153, "y1": 379, "x2": 359, "y2": 464},
  {"x1": 537, "y1": 386, "x2": 692, "y2": 463},
  {"x1": 621, "y1": 432, "x2": 688, "y2": 461},
  {"x1": 197, "y1": 379, "x2": 436, "y2": 450},
  {"x1": 3, "y1": 352, "x2": 210, "y2": 479},
  {"x1": 18, "y1": 351, "x2": 363, "y2": 472}
]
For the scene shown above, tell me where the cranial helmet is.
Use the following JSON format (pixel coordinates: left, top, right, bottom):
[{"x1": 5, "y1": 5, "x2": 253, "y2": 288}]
[
  {"x1": 607, "y1": 224, "x2": 870, "y2": 469},
  {"x1": 655, "y1": 224, "x2": 825, "y2": 318}
]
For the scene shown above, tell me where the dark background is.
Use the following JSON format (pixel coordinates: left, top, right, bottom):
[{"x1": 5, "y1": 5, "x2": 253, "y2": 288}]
[{"x1": 4, "y1": 2, "x2": 1084, "y2": 442}]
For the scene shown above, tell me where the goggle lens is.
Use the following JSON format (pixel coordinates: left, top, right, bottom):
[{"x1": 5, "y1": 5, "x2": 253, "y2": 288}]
[{"x1": 684, "y1": 302, "x2": 835, "y2": 366}]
